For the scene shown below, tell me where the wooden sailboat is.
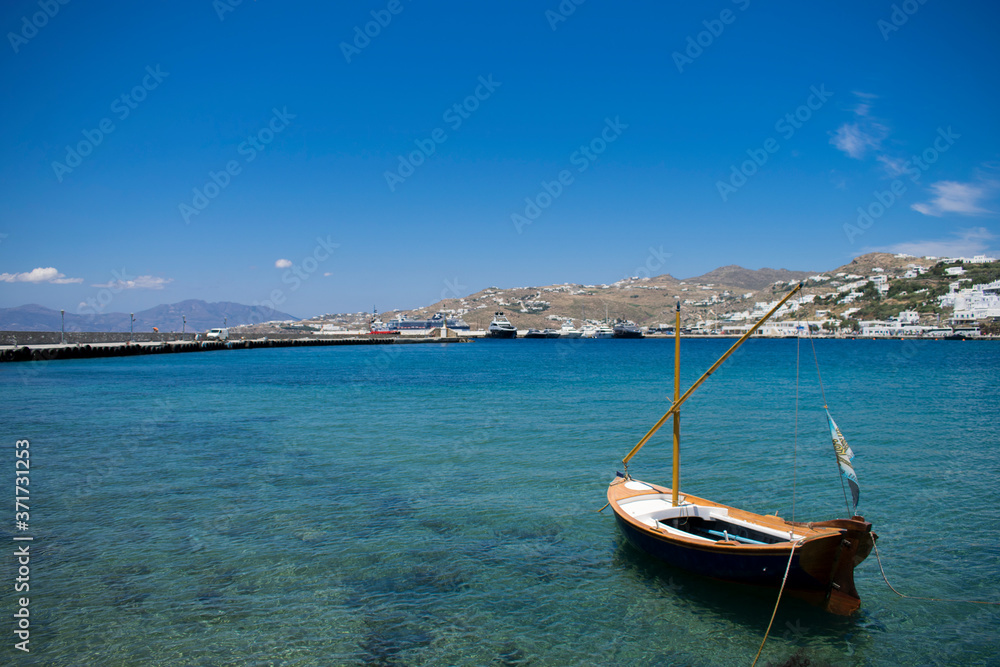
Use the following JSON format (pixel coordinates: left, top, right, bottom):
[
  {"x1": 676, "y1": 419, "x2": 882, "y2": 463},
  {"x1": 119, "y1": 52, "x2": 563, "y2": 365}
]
[{"x1": 607, "y1": 284, "x2": 876, "y2": 615}]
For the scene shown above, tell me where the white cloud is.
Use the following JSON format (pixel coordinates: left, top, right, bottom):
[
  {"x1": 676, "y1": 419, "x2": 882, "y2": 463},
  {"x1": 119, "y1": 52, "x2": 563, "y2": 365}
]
[
  {"x1": 877, "y1": 155, "x2": 908, "y2": 177},
  {"x1": 275, "y1": 258, "x2": 293, "y2": 268},
  {"x1": 90, "y1": 275, "x2": 173, "y2": 290},
  {"x1": 0, "y1": 267, "x2": 83, "y2": 284},
  {"x1": 911, "y1": 180, "x2": 995, "y2": 217},
  {"x1": 830, "y1": 92, "x2": 888, "y2": 160},
  {"x1": 830, "y1": 123, "x2": 884, "y2": 159},
  {"x1": 866, "y1": 228, "x2": 995, "y2": 258},
  {"x1": 323, "y1": 272, "x2": 332, "y2": 277}
]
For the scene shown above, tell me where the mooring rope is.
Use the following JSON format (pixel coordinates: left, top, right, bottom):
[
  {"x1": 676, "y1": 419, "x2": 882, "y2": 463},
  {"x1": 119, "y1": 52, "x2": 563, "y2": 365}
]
[
  {"x1": 873, "y1": 540, "x2": 1000, "y2": 606},
  {"x1": 751, "y1": 540, "x2": 802, "y2": 667}
]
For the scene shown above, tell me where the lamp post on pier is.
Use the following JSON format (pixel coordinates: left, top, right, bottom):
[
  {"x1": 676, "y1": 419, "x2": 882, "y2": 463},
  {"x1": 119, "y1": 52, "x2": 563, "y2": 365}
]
[
  {"x1": 130, "y1": 313, "x2": 134, "y2": 343},
  {"x1": 182, "y1": 315, "x2": 186, "y2": 339},
  {"x1": 61, "y1": 309, "x2": 65, "y2": 345}
]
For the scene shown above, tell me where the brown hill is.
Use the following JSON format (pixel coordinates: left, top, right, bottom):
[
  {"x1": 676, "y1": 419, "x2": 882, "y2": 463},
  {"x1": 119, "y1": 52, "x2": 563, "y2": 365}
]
[
  {"x1": 683, "y1": 265, "x2": 816, "y2": 291},
  {"x1": 302, "y1": 252, "x2": 957, "y2": 331},
  {"x1": 829, "y1": 252, "x2": 934, "y2": 276}
]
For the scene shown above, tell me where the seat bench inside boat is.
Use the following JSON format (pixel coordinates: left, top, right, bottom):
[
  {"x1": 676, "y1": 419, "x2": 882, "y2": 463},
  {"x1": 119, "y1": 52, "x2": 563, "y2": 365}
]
[{"x1": 617, "y1": 494, "x2": 804, "y2": 545}]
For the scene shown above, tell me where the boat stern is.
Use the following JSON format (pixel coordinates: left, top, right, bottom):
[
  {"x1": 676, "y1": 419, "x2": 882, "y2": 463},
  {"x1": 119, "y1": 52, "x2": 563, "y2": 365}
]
[{"x1": 799, "y1": 516, "x2": 875, "y2": 615}]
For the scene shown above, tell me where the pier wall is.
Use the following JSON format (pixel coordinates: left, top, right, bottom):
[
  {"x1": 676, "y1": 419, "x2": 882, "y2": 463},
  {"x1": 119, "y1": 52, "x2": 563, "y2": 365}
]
[
  {"x1": 0, "y1": 334, "x2": 466, "y2": 364},
  {"x1": 0, "y1": 330, "x2": 375, "y2": 346}
]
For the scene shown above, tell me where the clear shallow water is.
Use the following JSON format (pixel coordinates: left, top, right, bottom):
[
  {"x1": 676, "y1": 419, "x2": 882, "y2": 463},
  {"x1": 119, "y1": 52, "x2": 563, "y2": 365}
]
[{"x1": 2, "y1": 338, "x2": 998, "y2": 666}]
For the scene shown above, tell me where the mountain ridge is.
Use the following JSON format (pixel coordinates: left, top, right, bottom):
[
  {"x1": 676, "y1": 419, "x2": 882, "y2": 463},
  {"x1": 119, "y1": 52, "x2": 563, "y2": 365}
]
[
  {"x1": 681, "y1": 265, "x2": 816, "y2": 291},
  {"x1": 0, "y1": 300, "x2": 298, "y2": 333}
]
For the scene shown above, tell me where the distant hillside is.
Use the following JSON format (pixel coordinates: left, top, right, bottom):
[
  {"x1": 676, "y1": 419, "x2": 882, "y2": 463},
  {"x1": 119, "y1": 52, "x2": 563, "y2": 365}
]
[
  {"x1": 829, "y1": 252, "x2": 932, "y2": 276},
  {"x1": 0, "y1": 300, "x2": 298, "y2": 333},
  {"x1": 302, "y1": 252, "x2": 958, "y2": 330},
  {"x1": 683, "y1": 265, "x2": 816, "y2": 291}
]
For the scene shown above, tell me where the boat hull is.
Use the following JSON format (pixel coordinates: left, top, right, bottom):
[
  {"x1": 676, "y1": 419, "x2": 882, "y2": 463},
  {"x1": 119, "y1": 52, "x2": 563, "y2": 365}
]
[
  {"x1": 608, "y1": 477, "x2": 874, "y2": 615},
  {"x1": 486, "y1": 329, "x2": 516, "y2": 339}
]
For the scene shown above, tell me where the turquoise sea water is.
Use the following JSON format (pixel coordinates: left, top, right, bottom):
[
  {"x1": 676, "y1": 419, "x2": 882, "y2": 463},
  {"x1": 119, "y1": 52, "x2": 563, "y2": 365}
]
[{"x1": 2, "y1": 338, "x2": 998, "y2": 666}]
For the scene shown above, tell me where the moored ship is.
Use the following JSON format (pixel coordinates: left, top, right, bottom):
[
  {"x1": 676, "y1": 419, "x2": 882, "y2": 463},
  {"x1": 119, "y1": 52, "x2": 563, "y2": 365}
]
[
  {"x1": 388, "y1": 312, "x2": 470, "y2": 332},
  {"x1": 612, "y1": 319, "x2": 644, "y2": 338},
  {"x1": 368, "y1": 311, "x2": 398, "y2": 335},
  {"x1": 486, "y1": 311, "x2": 517, "y2": 338},
  {"x1": 559, "y1": 322, "x2": 583, "y2": 338}
]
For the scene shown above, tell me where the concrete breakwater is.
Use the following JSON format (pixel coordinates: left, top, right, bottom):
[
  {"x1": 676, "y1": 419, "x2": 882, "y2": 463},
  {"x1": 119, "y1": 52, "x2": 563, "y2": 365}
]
[{"x1": 0, "y1": 335, "x2": 468, "y2": 364}]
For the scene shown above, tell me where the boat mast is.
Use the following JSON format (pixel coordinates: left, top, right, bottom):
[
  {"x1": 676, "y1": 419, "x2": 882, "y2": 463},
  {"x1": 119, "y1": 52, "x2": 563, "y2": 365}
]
[
  {"x1": 672, "y1": 300, "x2": 681, "y2": 506},
  {"x1": 622, "y1": 283, "x2": 803, "y2": 474}
]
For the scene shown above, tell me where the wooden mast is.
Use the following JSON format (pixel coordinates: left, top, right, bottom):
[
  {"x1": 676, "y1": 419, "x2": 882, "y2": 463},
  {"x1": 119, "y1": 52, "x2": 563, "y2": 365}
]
[
  {"x1": 672, "y1": 300, "x2": 681, "y2": 506},
  {"x1": 622, "y1": 283, "x2": 803, "y2": 472}
]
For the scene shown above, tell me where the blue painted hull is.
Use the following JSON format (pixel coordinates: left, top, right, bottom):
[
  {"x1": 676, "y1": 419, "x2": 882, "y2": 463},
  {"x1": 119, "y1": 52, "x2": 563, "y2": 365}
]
[{"x1": 613, "y1": 512, "x2": 827, "y2": 592}]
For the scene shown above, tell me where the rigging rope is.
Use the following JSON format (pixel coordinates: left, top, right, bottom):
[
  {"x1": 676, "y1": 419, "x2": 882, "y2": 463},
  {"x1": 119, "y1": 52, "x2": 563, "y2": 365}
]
[
  {"x1": 807, "y1": 332, "x2": 828, "y2": 408},
  {"x1": 808, "y1": 332, "x2": 852, "y2": 517},
  {"x1": 793, "y1": 334, "x2": 800, "y2": 522},
  {"x1": 873, "y1": 540, "x2": 1000, "y2": 606},
  {"x1": 751, "y1": 540, "x2": 802, "y2": 667}
]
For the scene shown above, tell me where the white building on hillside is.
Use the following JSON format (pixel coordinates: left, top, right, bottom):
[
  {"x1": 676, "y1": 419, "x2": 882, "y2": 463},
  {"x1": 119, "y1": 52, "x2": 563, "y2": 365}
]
[
  {"x1": 944, "y1": 255, "x2": 997, "y2": 264},
  {"x1": 941, "y1": 279, "x2": 1000, "y2": 324},
  {"x1": 838, "y1": 280, "x2": 868, "y2": 293}
]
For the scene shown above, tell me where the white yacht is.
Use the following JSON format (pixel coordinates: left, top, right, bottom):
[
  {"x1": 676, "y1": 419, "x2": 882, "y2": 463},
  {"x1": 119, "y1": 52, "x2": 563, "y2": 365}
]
[
  {"x1": 559, "y1": 322, "x2": 583, "y2": 338},
  {"x1": 487, "y1": 312, "x2": 517, "y2": 339},
  {"x1": 580, "y1": 324, "x2": 613, "y2": 338},
  {"x1": 592, "y1": 324, "x2": 614, "y2": 339}
]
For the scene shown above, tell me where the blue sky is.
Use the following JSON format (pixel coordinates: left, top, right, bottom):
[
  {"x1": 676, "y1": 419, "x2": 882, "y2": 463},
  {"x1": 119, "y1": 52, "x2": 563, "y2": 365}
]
[{"x1": 1, "y1": 1, "x2": 998, "y2": 319}]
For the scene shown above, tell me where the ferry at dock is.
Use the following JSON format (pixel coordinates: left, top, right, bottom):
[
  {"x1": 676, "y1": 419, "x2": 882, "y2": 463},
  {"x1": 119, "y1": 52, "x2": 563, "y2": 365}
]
[{"x1": 387, "y1": 313, "x2": 470, "y2": 333}]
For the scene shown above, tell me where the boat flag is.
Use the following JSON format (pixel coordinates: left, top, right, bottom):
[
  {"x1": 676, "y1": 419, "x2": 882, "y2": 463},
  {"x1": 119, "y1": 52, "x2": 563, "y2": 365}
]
[{"x1": 827, "y1": 409, "x2": 859, "y2": 511}]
